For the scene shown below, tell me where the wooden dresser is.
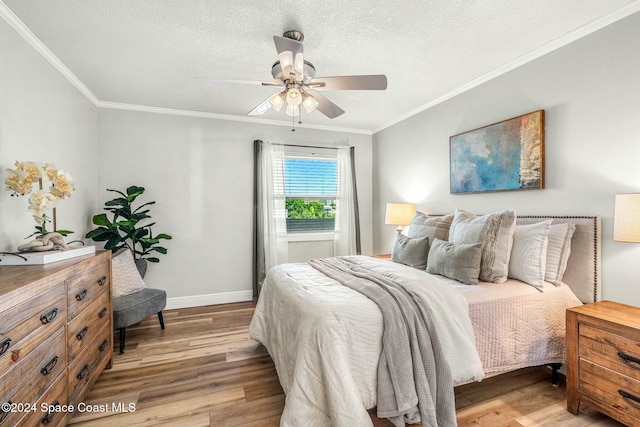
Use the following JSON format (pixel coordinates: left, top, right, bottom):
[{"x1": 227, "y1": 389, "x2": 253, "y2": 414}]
[
  {"x1": 0, "y1": 251, "x2": 112, "y2": 427},
  {"x1": 567, "y1": 300, "x2": 640, "y2": 425}
]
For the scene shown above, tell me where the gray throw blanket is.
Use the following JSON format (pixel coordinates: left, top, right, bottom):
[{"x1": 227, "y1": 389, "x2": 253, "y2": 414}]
[{"x1": 308, "y1": 257, "x2": 456, "y2": 427}]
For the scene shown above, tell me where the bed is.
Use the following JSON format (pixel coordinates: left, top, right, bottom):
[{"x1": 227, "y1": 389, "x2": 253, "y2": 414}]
[{"x1": 249, "y1": 214, "x2": 601, "y2": 427}]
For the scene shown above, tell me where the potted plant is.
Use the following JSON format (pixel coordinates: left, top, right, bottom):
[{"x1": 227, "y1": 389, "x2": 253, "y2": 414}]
[{"x1": 85, "y1": 186, "x2": 172, "y2": 277}]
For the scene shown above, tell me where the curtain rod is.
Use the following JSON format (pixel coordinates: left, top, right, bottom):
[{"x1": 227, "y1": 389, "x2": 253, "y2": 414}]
[{"x1": 272, "y1": 143, "x2": 340, "y2": 150}]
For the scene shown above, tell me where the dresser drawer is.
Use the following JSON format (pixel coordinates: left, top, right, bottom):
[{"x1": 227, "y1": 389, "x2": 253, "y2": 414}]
[
  {"x1": 68, "y1": 322, "x2": 111, "y2": 404},
  {"x1": 0, "y1": 281, "x2": 66, "y2": 371},
  {"x1": 580, "y1": 324, "x2": 640, "y2": 381},
  {"x1": 580, "y1": 358, "x2": 640, "y2": 423},
  {"x1": 67, "y1": 260, "x2": 109, "y2": 320},
  {"x1": 67, "y1": 290, "x2": 111, "y2": 364},
  {"x1": 19, "y1": 371, "x2": 69, "y2": 427},
  {"x1": 0, "y1": 327, "x2": 66, "y2": 425}
]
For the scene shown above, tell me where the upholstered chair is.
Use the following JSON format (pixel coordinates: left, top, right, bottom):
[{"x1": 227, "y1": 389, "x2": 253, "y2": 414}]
[{"x1": 111, "y1": 249, "x2": 166, "y2": 354}]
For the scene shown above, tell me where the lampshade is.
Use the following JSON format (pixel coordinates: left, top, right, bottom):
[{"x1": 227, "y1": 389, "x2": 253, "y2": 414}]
[
  {"x1": 385, "y1": 203, "x2": 416, "y2": 228},
  {"x1": 285, "y1": 104, "x2": 300, "y2": 117},
  {"x1": 614, "y1": 194, "x2": 640, "y2": 242},
  {"x1": 302, "y1": 93, "x2": 319, "y2": 113},
  {"x1": 267, "y1": 92, "x2": 286, "y2": 112},
  {"x1": 286, "y1": 88, "x2": 302, "y2": 106}
]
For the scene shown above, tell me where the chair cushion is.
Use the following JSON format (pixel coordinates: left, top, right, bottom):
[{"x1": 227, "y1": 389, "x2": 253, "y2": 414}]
[{"x1": 113, "y1": 288, "x2": 167, "y2": 329}]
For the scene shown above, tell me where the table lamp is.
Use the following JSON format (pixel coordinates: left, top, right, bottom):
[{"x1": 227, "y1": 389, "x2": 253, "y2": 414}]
[
  {"x1": 384, "y1": 203, "x2": 416, "y2": 233},
  {"x1": 614, "y1": 194, "x2": 640, "y2": 242}
]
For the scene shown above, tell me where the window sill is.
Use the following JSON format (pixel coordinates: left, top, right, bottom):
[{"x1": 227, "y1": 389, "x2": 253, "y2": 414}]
[{"x1": 287, "y1": 232, "x2": 335, "y2": 242}]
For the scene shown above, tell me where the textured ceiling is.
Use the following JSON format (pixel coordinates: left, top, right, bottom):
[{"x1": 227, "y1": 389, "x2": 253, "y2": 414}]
[{"x1": 3, "y1": 0, "x2": 639, "y2": 133}]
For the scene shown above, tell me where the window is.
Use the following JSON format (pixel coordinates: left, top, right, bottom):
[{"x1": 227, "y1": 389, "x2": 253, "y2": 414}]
[{"x1": 284, "y1": 155, "x2": 338, "y2": 233}]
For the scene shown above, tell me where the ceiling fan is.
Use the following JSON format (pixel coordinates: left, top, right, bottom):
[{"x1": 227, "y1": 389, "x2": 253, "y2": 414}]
[{"x1": 196, "y1": 30, "x2": 387, "y2": 125}]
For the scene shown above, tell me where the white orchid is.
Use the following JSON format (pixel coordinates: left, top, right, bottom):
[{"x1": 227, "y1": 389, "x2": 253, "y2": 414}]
[{"x1": 4, "y1": 160, "x2": 75, "y2": 236}]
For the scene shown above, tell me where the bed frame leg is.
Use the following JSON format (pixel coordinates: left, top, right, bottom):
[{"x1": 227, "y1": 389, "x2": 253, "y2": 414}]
[{"x1": 549, "y1": 363, "x2": 562, "y2": 387}]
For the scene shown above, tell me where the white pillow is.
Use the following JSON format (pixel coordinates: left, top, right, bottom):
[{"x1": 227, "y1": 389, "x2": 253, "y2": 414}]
[
  {"x1": 508, "y1": 220, "x2": 552, "y2": 290},
  {"x1": 449, "y1": 209, "x2": 516, "y2": 283},
  {"x1": 545, "y1": 223, "x2": 576, "y2": 286},
  {"x1": 112, "y1": 249, "x2": 146, "y2": 298}
]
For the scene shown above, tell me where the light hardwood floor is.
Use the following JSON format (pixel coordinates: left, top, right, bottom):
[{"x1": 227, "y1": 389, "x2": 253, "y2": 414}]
[{"x1": 68, "y1": 302, "x2": 623, "y2": 426}]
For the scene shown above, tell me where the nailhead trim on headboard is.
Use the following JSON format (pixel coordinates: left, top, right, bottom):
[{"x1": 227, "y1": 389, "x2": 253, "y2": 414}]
[{"x1": 518, "y1": 216, "x2": 600, "y2": 303}]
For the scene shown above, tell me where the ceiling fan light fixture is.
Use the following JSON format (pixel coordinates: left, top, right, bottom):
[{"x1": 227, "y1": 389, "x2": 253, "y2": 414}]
[
  {"x1": 279, "y1": 51, "x2": 294, "y2": 76},
  {"x1": 286, "y1": 87, "x2": 302, "y2": 106},
  {"x1": 267, "y1": 92, "x2": 286, "y2": 111},
  {"x1": 285, "y1": 104, "x2": 300, "y2": 117},
  {"x1": 301, "y1": 93, "x2": 319, "y2": 113}
]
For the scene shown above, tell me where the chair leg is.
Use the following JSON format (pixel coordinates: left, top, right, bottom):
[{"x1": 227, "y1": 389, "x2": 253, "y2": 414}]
[
  {"x1": 119, "y1": 327, "x2": 126, "y2": 354},
  {"x1": 158, "y1": 311, "x2": 165, "y2": 330}
]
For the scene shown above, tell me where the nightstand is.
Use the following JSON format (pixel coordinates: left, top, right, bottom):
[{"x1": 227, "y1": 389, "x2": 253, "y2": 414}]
[
  {"x1": 567, "y1": 300, "x2": 640, "y2": 425},
  {"x1": 372, "y1": 254, "x2": 391, "y2": 259}
]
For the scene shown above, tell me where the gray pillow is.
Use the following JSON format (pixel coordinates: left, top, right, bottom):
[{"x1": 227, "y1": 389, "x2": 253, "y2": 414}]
[
  {"x1": 391, "y1": 233, "x2": 430, "y2": 270},
  {"x1": 407, "y1": 212, "x2": 454, "y2": 241},
  {"x1": 427, "y1": 238, "x2": 482, "y2": 285},
  {"x1": 449, "y1": 209, "x2": 516, "y2": 284}
]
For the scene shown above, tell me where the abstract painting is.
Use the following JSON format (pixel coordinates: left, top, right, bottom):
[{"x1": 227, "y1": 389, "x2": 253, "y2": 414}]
[{"x1": 450, "y1": 110, "x2": 545, "y2": 194}]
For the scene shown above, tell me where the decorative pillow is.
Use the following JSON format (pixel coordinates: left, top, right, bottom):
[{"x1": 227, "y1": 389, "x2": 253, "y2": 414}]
[
  {"x1": 449, "y1": 209, "x2": 516, "y2": 283},
  {"x1": 391, "y1": 233, "x2": 430, "y2": 270},
  {"x1": 426, "y1": 238, "x2": 482, "y2": 285},
  {"x1": 112, "y1": 249, "x2": 146, "y2": 298},
  {"x1": 545, "y1": 222, "x2": 576, "y2": 286},
  {"x1": 407, "y1": 211, "x2": 454, "y2": 241},
  {"x1": 508, "y1": 220, "x2": 552, "y2": 290}
]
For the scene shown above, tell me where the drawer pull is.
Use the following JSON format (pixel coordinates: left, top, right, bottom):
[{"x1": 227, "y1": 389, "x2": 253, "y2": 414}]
[
  {"x1": 619, "y1": 389, "x2": 640, "y2": 410},
  {"x1": 41, "y1": 400, "x2": 59, "y2": 424},
  {"x1": 97, "y1": 275, "x2": 107, "y2": 286},
  {"x1": 40, "y1": 355, "x2": 59, "y2": 375},
  {"x1": 76, "y1": 326, "x2": 89, "y2": 340},
  {"x1": 99, "y1": 339, "x2": 109, "y2": 352},
  {"x1": 75, "y1": 288, "x2": 88, "y2": 301},
  {"x1": 618, "y1": 351, "x2": 640, "y2": 370},
  {"x1": 40, "y1": 307, "x2": 59, "y2": 324},
  {"x1": 0, "y1": 399, "x2": 12, "y2": 424},
  {"x1": 0, "y1": 338, "x2": 10, "y2": 357},
  {"x1": 98, "y1": 307, "x2": 108, "y2": 318},
  {"x1": 77, "y1": 364, "x2": 90, "y2": 381}
]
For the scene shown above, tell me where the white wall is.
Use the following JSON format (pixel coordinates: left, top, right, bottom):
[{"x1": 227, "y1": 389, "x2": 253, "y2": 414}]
[
  {"x1": 0, "y1": 19, "x2": 98, "y2": 251},
  {"x1": 97, "y1": 108, "x2": 372, "y2": 307},
  {"x1": 373, "y1": 12, "x2": 640, "y2": 305}
]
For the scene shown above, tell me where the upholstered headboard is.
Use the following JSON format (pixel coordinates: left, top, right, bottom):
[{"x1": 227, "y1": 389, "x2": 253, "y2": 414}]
[{"x1": 517, "y1": 216, "x2": 601, "y2": 303}]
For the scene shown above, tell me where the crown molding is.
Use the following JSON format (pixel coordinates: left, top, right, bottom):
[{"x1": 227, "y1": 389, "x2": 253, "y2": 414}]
[
  {"x1": 4, "y1": 0, "x2": 638, "y2": 136},
  {"x1": 1, "y1": 0, "x2": 370, "y2": 135},
  {"x1": 372, "y1": 2, "x2": 640, "y2": 134},
  {"x1": 0, "y1": 1, "x2": 99, "y2": 105},
  {"x1": 97, "y1": 101, "x2": 372, "y2": 135}
]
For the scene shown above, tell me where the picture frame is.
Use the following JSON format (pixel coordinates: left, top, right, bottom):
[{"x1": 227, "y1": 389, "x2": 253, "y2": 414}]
[{"x1": 450, "y1": 110, "x2": 545, "y2": 194}]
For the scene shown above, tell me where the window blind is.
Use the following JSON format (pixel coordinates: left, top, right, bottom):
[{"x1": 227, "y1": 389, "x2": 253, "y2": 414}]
[{"x1": 284, "y1": 157, "x2": 338, "y2": 233}]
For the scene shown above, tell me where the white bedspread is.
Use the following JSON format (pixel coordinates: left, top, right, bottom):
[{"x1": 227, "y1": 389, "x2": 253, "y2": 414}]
[{"x1": 249, "y1": 256, "x2": 484, "y2": 427}]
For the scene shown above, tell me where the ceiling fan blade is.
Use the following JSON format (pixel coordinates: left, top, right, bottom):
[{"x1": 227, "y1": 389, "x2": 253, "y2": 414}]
[
  {"x1": 305, "y1": 90, "x2": 345, "y2": 119},
  {"x1": 310, "y1": 75, "x2": 387, "y2": 90},
  {"x1": 273, "y1": 35, "x2": 303, "y2": 56},
  {"x1": 247, "y1": 96, "x2": 273, "y2": 116},
  {"x1": 274, "y1": 36, "x2": 304, "y2": 80},
  {"x1": 195, "y1": 77, "x2": 284, "y2": 87}
]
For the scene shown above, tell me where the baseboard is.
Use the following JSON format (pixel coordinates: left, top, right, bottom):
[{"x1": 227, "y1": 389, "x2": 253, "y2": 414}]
[{"x1": 166, "y1": 290, "x2": 253, "y2": 310}]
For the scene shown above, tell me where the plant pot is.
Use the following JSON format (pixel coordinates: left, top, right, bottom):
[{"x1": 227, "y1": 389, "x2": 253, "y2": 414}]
[{"x1": 135, "y1": 258, "x2": 148, "y2": 279}]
